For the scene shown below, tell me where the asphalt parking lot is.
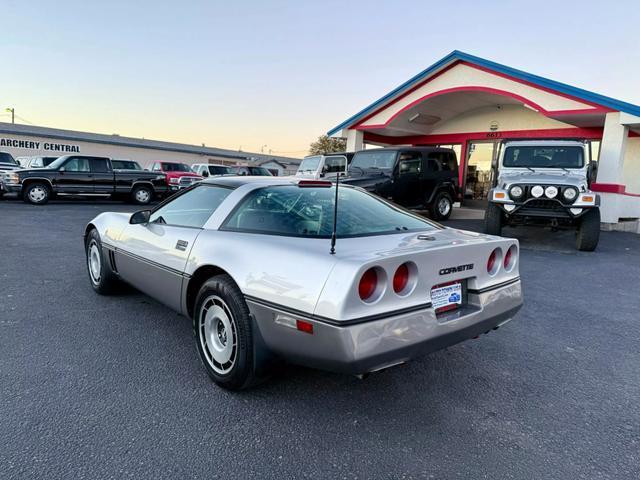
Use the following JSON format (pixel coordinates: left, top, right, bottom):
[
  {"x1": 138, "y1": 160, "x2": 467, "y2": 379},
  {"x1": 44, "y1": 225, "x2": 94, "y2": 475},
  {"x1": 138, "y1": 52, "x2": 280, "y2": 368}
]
[{"x1": 1, "y1": 198, "x2": 639, "y2": 479}]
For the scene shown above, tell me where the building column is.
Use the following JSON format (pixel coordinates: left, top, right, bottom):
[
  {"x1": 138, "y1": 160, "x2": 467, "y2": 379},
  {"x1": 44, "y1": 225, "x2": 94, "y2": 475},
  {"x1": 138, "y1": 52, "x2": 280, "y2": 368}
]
[
  {"x1": 596, "y1": 112, "x2": 629, "y2": 223},
  {"x1": 598, "y1": 112, "x2": 628, "y2": 184},
  {"x1": 345, "y1": 129, "x2": 364, "y2": 152}
]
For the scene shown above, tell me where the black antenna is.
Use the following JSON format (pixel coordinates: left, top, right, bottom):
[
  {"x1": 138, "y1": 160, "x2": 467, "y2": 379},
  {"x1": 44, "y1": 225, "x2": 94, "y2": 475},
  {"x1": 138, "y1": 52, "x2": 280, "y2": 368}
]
[{"x1": 330, "y1": 171, "x2": 340, "y2": 255}]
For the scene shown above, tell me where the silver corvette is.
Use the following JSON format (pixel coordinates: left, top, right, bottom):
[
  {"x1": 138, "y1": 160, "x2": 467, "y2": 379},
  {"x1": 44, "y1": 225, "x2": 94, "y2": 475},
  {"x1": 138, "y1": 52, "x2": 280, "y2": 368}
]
[{"x1": 84, "y1": 176, "x2": 523, "y2": 389}]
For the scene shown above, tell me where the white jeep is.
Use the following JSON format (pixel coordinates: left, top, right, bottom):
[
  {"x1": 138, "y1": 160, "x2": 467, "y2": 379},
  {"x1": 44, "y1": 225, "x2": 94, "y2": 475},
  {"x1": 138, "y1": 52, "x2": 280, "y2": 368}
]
[
  {"x1": 485, "y1": 140, "x2": 600, "y2": 251},
  {"x1": 295, "y1": 154, "x2": 348, "y2": 180}
]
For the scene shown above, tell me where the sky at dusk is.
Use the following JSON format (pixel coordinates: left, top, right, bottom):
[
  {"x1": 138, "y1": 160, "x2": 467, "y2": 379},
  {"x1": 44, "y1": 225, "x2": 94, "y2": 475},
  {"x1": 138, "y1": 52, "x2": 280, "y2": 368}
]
[{"x1": 2, "y1": 0, "x2": 639, "y2": 157}]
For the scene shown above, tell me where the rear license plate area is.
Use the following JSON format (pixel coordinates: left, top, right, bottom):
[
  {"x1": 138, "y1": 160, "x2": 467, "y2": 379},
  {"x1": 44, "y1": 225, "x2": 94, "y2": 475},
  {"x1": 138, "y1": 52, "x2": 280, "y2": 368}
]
[{"x1": 431, "y1": 280, "x2": 466, "y2": 315}]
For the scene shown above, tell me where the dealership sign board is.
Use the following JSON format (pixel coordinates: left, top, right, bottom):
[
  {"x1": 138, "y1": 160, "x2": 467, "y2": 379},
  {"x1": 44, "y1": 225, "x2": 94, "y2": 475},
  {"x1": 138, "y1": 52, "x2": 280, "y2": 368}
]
[{"x1": 0, "y1": 138, "x2": 80, "y2": 153}]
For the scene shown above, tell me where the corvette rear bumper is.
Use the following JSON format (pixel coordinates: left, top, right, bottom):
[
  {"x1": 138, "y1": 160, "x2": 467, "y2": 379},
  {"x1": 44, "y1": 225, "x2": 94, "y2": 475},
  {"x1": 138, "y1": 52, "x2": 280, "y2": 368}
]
[{"x1": 247, "y1": 279, "x2": 523, "y2": 375}]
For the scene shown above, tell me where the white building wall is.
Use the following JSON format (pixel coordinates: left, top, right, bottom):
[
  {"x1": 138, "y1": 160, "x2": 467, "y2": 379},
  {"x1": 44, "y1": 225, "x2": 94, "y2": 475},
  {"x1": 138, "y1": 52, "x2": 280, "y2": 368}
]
[
  {"x1": 429, "y1": 104, "x2": 572, "y2": 134},
  {"x1": 622, "y1": 137, "x2": 640, "y2": 194},
  {"x1": 0, "y1": 134, "x2": 243, "y2": 169}
]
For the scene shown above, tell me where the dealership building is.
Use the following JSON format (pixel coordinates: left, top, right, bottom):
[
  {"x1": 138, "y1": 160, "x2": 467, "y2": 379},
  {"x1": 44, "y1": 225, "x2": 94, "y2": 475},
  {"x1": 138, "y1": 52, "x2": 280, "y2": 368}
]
[
  {"x1": 0, "y1": 123, "x2": 300, "y2": 175},
  {"x1": 329, "y1": 51, "x2": 640, "y2": 230}
]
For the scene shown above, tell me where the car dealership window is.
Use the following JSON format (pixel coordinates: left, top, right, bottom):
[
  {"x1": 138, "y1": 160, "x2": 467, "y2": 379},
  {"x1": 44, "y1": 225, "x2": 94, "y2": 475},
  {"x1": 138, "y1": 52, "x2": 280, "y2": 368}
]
[
  {"x1": 223, "y1": 185, "x2": 437, "y2": 237},
  {"x1": 149, "y1": 185, "x2": 232, "y2": 228}
]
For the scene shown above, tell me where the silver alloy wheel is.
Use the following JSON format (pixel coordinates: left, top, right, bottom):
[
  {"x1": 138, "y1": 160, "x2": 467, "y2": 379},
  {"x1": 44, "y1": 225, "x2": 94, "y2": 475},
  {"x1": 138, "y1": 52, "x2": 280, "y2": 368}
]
[
  {"x1": 28, "y1": 186, "x2": 47, "y2": 203},
  {"x1": 199, "y1": 295, "x2": 237, "y2": 375},
  {"x1": 87, "y1": 240, "x2": 101, "y2": 285},
  {"x1": 438, "y1": 197, "x2": 451, "y2": 216},
  {"x1": 135, "y1": 188, "x2": 150, "y2": 203}
]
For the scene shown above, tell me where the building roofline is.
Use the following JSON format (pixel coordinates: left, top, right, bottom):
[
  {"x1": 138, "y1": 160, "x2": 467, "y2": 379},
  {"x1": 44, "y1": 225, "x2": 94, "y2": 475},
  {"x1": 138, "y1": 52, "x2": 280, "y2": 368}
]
[
  {"x1": 327, "y1": 50, "x2": 640, "y2": 136},
  {"x1": 0, "y1": 122, "x2": 300, "y2": 163}
]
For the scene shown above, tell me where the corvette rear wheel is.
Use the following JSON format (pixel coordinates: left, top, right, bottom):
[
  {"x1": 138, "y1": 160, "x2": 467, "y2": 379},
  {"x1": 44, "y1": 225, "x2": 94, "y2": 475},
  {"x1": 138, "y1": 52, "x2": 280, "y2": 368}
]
[
  {"x1": 85, "y1": 229, "x2": 120, "y2": 294},
  {"x1": 194, "y1": 275, "x2": 258, "y2": 390}
]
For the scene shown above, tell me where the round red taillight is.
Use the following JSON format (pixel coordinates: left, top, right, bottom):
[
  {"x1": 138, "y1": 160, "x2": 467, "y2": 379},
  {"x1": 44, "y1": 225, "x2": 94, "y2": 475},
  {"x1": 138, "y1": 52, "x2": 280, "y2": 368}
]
[
  {"x1": 393, "y1": 264, "x2": 410, "y2": 294},
  {"x1": 503, "y1": 248, "x2": 512, "y2": 269},
  {"x1": 504, "y1": 245, "x2": 517, "y2": 271},
  {"x1": 359, "y1": 268, "x2": 378, "y2": 301},
  {"x1": 487, "y1": 249, "x2": 498, "y2": 274}
]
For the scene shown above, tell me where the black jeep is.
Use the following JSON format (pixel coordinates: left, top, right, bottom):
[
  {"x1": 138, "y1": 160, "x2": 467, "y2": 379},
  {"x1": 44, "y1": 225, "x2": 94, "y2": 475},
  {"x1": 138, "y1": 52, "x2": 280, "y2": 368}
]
[{"x1": 343, "y1": 147, "x2": 459, "y2": 220}]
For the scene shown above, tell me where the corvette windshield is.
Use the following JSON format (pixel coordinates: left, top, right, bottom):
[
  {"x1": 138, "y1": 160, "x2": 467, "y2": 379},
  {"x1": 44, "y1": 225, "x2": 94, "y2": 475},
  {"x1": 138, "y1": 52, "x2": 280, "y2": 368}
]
[
  {"x1": 503, "y1": 146, "x2": 584, "y2": 168},
  {"x1": 223, "y1": 185, "x2": 437, "y2": 238}
]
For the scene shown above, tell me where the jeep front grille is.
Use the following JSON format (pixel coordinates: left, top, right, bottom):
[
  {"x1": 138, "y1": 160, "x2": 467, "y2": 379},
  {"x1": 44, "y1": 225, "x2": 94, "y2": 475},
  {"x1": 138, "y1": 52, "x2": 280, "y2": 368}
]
[{"x1": 517, "y1": 198, "x2": 570, "y2": 217}]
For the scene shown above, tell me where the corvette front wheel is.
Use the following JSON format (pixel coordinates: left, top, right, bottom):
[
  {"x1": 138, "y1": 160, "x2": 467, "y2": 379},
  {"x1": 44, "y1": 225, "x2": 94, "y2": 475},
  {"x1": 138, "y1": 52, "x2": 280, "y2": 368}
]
[
  {"x1": 85, "y1": 229, "x2": 120, "y2": 294},
  {"x1": 193, "y1": 275, "x2": 258, "y2": 390}
]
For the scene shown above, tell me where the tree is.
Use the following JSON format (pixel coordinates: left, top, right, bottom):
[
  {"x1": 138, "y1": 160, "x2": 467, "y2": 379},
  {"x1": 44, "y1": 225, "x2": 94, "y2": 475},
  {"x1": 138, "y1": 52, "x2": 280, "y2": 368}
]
[{"x1": 308, "y1": 135, "x2": 347, "y2": 155}]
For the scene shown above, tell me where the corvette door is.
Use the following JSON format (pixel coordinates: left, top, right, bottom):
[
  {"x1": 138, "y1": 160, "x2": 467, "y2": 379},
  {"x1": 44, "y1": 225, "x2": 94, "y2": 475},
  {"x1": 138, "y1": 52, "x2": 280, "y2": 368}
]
[{"x1": 115, "y1": 185, "x2": 233, "y2": 312}]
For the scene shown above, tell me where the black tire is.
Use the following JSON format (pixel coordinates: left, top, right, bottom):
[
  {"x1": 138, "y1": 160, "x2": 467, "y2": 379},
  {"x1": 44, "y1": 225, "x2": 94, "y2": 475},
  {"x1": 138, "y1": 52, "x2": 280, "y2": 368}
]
[
  {"x1": 193, "y1": 275, "x2": 259, "y2": 390},
  {"x1": 130, "y1": 185, "x2": 153, "y2": 205},
  {"x1": 23, "y1": 182, "x2": 51, "y2": 205},
  {"x1": 576, "y1": 208, "x2": 600, "y2": 251},
  {"x1": 85, "y1": 229, "x2": 120, "y2": 294},
  {"x1": 484, "y1": 203, "x2": 504, "y2": 235},
  {"x1": 428, "y1": 191, "x2": 453, "y2": 221}
]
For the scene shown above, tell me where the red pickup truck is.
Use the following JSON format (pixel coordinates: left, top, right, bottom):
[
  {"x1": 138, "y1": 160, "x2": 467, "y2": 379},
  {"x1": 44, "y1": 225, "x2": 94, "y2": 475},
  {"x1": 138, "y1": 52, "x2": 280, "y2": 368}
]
[{"x1": 149, "y1": 161, "x2": 203, "y2": 192}]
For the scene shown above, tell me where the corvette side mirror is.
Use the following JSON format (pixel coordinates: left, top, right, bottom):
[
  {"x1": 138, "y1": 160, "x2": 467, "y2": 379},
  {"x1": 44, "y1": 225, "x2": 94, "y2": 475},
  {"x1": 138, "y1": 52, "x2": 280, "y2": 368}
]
[{"x1": 130, "y1": 209, "x2": 151, "y2": 224}]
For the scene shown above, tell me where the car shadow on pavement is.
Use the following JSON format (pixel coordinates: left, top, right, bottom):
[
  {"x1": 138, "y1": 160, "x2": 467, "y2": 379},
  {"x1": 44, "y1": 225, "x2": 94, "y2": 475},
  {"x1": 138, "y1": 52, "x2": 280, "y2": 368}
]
[{"x1": 443, "y1": 218, "x2": 581, "y2": 254}]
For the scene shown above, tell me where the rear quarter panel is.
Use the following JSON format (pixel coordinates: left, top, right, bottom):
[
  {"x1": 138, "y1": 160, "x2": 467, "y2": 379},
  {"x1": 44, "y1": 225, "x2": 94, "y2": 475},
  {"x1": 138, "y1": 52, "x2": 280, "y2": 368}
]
[{"x1": 185, "y1": 230, "x2": 338, "y2": 313}]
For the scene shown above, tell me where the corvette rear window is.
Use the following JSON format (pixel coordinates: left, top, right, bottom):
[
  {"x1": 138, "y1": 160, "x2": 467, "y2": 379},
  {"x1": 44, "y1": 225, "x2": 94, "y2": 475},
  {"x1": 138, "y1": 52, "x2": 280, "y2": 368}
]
[{"x1": 222, "y1": 185, "x2": 437, "y2": 238}]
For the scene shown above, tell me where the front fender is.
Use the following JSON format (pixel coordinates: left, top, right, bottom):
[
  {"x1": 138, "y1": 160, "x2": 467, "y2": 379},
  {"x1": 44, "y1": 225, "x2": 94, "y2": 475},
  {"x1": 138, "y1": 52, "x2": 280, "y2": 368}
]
[{"x1": 85, "y1": 212, "x2": 131, "y2": 246}]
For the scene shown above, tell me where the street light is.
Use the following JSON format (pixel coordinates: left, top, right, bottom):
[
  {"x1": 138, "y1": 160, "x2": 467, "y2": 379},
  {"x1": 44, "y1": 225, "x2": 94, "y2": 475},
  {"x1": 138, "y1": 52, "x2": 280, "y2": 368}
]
[{"x1": 5, "y1": 107, "x2": 14, "y2": 124}]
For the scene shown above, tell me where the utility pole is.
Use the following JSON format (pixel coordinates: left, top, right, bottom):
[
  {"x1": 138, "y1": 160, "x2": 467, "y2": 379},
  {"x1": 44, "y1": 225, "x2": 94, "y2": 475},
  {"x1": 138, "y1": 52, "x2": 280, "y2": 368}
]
[{"x1": 5, "y1": 107, "x2": 15, "y2": 124}]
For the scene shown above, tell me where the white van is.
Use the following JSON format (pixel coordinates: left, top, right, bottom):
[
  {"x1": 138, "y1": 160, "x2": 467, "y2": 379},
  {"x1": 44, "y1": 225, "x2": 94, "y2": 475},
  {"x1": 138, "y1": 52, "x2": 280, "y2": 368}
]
[{"x1": 295, "y1": 154, "x2": 348, "y2": 179}]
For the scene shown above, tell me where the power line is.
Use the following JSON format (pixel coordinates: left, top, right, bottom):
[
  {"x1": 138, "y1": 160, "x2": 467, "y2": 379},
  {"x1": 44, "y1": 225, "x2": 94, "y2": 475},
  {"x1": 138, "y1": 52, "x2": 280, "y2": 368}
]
[{"x1": 14, "y1": 114, "x2": 35, "y2": 125}]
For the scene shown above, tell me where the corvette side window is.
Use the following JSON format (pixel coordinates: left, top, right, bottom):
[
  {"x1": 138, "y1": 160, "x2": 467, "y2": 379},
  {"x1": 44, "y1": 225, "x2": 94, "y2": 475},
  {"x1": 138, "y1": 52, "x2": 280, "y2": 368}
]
[{"x1": 149, "y1": 185, "x2": 233, "y2": 228}]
